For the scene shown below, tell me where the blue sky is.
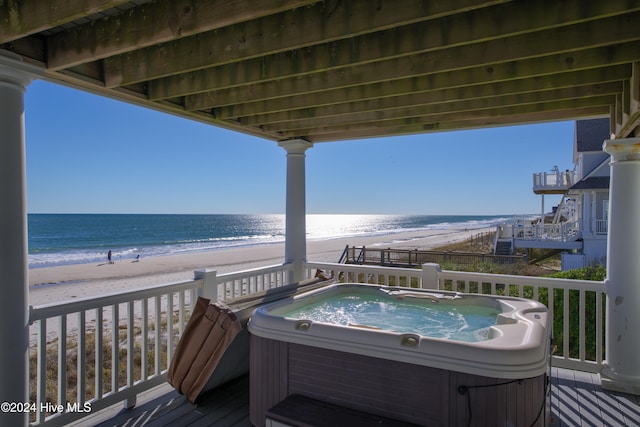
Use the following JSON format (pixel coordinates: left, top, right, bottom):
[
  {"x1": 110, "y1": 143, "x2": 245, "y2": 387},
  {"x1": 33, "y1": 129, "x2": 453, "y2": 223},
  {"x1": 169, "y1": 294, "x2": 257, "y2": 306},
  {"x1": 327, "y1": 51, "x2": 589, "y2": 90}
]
[{"x1": 25, "y1": 80, "x2": 574, "y2": 215}]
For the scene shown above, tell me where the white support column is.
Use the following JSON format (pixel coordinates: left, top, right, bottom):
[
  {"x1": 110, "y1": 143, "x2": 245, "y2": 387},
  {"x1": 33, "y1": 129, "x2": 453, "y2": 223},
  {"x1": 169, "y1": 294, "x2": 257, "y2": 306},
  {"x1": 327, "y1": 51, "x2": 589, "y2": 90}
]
[
  {"x1": 601, "y1": 137, "x2": 640, "y2": 395},
  {"x1": 278, "y1": 139, "x2": 313, "y2": 283},
  {"x1": 540, "y1": 194, "x2": 545, "y2": 238},
  {"x1": 0, "y1": 51, "x2": 43, "y2": 425}
]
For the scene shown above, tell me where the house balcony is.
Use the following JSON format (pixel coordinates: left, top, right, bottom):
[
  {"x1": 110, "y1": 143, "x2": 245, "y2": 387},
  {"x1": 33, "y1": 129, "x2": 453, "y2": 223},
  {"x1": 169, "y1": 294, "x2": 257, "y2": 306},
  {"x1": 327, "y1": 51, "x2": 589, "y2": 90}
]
[
  {"x1": 533, "y1": 170, "x2": 578, "y2": 195},
  {"x1": 496, "y1": 221, "x2": 583, "y2": 251},
  {"x1": 26, "y1": 262, "x2": 639, "y2": 427}
]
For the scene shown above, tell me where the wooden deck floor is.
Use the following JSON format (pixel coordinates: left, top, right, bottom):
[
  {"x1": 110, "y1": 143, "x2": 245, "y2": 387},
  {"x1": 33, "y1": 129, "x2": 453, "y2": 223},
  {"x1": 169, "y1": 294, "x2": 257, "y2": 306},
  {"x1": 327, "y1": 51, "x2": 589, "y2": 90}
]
[
  {"x1": 549, "y1": 368, "x2": 640, "y2": 426},
  {"x1": 70, "y1": 368, "x2": 639, "y2": 427}
]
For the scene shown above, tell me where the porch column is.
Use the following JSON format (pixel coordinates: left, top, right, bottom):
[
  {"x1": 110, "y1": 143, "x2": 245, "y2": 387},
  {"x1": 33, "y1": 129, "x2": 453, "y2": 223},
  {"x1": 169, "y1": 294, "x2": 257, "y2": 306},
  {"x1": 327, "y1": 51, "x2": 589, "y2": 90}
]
[
  {"x1": 0, "y1": 51, "x2": 43, "y2": 424},
  {"x1": 601, "y1": 137, "x2": 640, "y2": 394},
  {"x1": 278, "y1": 139, "x2": 313, "y2": 283}
]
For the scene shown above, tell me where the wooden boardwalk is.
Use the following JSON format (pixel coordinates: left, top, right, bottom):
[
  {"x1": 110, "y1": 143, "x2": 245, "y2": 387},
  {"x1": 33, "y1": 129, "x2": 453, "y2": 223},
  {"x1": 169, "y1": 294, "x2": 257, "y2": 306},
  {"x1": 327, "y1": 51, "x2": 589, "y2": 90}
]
[{"x1": 70, "y1": 368, "x2": 639, "y2": 427}]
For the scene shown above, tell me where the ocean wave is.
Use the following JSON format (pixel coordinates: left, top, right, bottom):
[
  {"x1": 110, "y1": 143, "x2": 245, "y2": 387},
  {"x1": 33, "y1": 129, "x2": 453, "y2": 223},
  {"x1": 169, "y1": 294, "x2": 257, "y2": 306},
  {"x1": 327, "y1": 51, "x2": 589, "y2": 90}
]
[
  {"x1": 28, "y1": 214, "x2": 508, "y2": 268},
  {"x1": 28, "y1": 235, "x2": 287, "y2": 268}
]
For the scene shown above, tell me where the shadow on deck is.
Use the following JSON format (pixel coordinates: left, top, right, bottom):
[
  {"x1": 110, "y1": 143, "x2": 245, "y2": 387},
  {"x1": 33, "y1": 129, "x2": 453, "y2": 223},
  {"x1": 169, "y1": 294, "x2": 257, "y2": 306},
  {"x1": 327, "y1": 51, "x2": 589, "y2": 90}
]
[
  {"x1": 79, "y1": 375, "x2": 251, "y2": 427},
  {"x1": 71, "y1": 368, "x2": 639, "y2": 427}
]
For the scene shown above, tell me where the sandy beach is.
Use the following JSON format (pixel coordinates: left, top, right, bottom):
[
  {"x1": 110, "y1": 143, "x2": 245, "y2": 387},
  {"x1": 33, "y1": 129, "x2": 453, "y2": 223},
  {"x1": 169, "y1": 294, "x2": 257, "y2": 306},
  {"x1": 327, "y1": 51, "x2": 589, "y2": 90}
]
[{"x1": 29, "y1": 227, "x2": 492, "y2": 307}]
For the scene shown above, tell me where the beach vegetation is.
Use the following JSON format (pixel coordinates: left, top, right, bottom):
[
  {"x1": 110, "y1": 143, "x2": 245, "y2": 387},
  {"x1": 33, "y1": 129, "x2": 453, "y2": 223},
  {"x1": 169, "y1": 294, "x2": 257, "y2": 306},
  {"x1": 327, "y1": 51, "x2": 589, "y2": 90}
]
[
  {"x1": 437, "y1": 260, "x2": 553, "y2": 276},
  {"x1": 546, "y1": 264, "x2": 606, "y2": 281}
]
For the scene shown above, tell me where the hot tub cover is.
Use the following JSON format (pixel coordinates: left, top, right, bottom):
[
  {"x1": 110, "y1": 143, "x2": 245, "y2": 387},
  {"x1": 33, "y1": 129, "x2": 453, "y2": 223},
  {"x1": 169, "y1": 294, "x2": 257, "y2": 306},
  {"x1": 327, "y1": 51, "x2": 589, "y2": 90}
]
[{"x1": 168, "y1": 297, "x2": 242, "y2": 402}]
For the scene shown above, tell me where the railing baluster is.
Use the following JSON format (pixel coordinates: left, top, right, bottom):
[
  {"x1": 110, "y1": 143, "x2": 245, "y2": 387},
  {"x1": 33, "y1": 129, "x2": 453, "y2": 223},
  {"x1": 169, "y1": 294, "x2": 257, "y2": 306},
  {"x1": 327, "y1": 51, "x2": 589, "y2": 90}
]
[
  {"x1": 154, "y1": 296, "x2": 161, "y2": 376},
  {"x1": 563, "y1": 288, "x2": 570, "y2": 359},
  {"x1": 141, "y1": 298, "x2": 148, "y2": 381},
  {"x1": 579, "y1": 290, "x2": 586, "y2": 362},
  {"x1": 167, "y1": 293, "x2": 174, "y2": 365},
  {"x1": 58, "y1": 314, "x2": 67, "y2": 406},
  {"x1": 127, "y1": 301, "x2": 134, "y2": 388},
  {"x1": 36, "y1": 319, "x2": 47, "y2": 424},
  {"x1": 547, "y1": 286, "x2": 554, "y2": 345},
  {"x1": 77, "y1": 310, "x2": 86, "y2": 404},
  {"x1": 596, "y1": 291, "x2": 603, "y2": 365},
  {"x1": 95, "y1": 307, "x2": 103, "y2": 399},
  {"x1": 111, "y1": 303, "x2": 119, "y2": 394},
  {"x1": 178, "y1": 291, "x2": 185, "y2": 335}
]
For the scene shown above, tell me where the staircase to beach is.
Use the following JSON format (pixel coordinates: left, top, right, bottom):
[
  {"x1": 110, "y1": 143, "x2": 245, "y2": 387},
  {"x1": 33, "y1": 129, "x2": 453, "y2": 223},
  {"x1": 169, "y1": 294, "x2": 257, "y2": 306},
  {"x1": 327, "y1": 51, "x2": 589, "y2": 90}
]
[{"x1": 494, "y1": 240, "x2": 513, "y2": 256}]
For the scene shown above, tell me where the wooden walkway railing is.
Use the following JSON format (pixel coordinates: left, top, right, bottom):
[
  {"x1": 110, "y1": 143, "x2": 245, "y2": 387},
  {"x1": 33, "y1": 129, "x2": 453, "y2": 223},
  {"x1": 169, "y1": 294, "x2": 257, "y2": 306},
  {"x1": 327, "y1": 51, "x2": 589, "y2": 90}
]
[{"x1": 339, "y1": 245, "x2": 526, "y2": 267}]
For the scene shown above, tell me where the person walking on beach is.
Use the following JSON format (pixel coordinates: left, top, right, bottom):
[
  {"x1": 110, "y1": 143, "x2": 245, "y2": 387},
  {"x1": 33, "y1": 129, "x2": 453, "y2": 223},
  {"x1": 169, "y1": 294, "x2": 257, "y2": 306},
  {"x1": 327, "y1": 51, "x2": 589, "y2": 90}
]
[{"x1": 108, "y1": 250, "x2": 113, "y2": 264}]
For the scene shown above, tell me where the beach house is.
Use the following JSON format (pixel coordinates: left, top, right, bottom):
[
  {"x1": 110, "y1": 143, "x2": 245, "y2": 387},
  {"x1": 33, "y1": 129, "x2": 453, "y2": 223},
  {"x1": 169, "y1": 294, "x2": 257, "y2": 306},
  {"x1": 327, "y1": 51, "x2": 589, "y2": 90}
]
[
  {"x1": 495, "y1": 118, "x2": 613, "y2": 270},
  {"x1": 1, "y1": 1, "x2": 639, "y2": 426}
]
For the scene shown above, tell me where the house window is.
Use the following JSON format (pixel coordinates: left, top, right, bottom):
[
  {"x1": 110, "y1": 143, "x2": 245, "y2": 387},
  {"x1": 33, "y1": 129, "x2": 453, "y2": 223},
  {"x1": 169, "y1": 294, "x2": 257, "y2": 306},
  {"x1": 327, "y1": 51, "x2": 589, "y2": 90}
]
[{"x1": 596, "y1": 200, "x2": 609, "y2": 234}]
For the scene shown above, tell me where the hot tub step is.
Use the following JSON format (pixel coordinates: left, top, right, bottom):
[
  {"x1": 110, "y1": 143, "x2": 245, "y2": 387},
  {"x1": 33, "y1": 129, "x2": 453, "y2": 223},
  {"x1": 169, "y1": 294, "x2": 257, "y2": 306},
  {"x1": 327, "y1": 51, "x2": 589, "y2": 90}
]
[{"x1": 265, "y1": 394, "x2": 421, "y2": 427}]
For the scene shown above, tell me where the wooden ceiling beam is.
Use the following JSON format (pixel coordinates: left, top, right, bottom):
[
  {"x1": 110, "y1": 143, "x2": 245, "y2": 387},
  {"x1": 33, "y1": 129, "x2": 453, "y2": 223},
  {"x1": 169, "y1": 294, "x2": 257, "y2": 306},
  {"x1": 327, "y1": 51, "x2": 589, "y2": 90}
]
[
  {"x1": 0, "y1": 0, "x2": 129, "y2": 43},
  {"x1": 298, "y1": 107, "x2": 611, "y2": 142},
  {"x1": 616, "y1": 61, "x2": 640, "y2": 137},
  {"x1": 214, "y1": 52, "x2": 634, "y2": 120},
  {"x1": 148, "y1": 0, "x2": 639, "y2": 100},
  {"x1": 238, "y1": 66, "x2": 629, "y2": 126},
  {"x1": 256, "y1": 83, "x2": 621, "y2": 132},
  {"x1": 304, "y1": 108, "x2": 611, "y2": 142},
  {"x1": 100, "y1": 0, "x2": 511, "y2": 87},
  {"x1": 272, "y1": 95, "x2": 616, "y2": 138},
  {"x1": 185, "y1": 12, "x2": 640, "y2": 112},
  {"x1": 5, "y1": 0, "x2": 638, "y2": 143},
  {"x1": 45, "y1": 0, "x2": 320, "y2": 71}
]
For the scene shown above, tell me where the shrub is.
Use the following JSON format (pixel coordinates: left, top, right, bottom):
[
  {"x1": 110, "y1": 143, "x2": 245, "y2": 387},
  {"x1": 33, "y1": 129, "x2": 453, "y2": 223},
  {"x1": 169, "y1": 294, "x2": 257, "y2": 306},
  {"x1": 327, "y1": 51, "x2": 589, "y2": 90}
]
[{"x1": 546, "y1": 265, "x2": 606, "y2": 281}]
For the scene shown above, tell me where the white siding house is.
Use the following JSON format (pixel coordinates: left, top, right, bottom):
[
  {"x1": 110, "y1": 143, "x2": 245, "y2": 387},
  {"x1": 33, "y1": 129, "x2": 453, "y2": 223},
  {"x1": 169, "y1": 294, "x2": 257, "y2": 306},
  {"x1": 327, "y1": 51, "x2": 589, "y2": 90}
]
[{"x1": 496, "y1": 118, "x2": 611, "y2": 270}]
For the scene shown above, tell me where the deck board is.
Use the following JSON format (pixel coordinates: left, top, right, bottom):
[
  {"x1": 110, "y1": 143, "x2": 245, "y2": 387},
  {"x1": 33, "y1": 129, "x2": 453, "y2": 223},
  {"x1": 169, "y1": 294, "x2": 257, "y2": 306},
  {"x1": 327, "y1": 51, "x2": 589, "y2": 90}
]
[
  {"x1": 69, "y1": 368, "x2": 639, "y2": 427},
  {"x1": 549, "y1": 368, "x2": 640, "y2": 427}
]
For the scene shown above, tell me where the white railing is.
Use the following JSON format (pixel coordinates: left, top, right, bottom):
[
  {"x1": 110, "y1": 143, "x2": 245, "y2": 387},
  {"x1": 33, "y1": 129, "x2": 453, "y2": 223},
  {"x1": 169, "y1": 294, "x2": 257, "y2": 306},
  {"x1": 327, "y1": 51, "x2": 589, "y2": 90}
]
[
  {"x1": 435, "y1": 269, "x2": 606, "y2": 373},
  {"x1": 28, "y1": 280, "x2": 200, "y2": 427},
  {"x1": 199, "y1": 263, "x2": 292, "y2": 301},
  {"x1": 511, "y1": 222, "x2": 581, "y2": 242},
  {"x1": 28, "y1": 263, "x2": 291, "y2": 426},
  {"x1": 305, "y1": 261, "x2": 425, "y2": 289},
  {"x1": 595, "y1": 219, "x2": 608, "y2": 235},
  {"x1": 307, "y1": 262, "x2": 606, "y2": 373},
  {"x1": 28, "y1": 260, "x2": 604, "y2": 425},
  {"x1": 533, "y1": 170, "x2": 577, "y2": 189}
]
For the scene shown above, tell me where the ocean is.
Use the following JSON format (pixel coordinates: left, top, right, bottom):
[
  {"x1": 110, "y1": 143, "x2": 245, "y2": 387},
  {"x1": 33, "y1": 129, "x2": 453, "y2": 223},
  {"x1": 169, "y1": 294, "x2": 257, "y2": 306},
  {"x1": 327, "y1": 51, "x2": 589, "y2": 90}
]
[{"x1": 27, "y1": 214, "x2": 508, "y2": 268}]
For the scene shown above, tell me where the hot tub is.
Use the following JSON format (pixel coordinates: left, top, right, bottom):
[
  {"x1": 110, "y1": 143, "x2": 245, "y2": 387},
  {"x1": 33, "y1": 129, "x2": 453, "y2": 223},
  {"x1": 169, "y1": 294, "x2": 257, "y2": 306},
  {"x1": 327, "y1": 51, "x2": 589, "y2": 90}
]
[{"x1": 248, "y1": 283, "x2": 550, "y2": 426}]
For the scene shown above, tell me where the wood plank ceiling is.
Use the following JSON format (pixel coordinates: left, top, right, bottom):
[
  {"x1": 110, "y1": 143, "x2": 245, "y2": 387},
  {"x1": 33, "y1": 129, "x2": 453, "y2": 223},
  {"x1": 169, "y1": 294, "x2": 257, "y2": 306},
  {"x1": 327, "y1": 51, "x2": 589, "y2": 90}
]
[{"x1": 2, "y1": 0, "x2": 640, "y2": 142}]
